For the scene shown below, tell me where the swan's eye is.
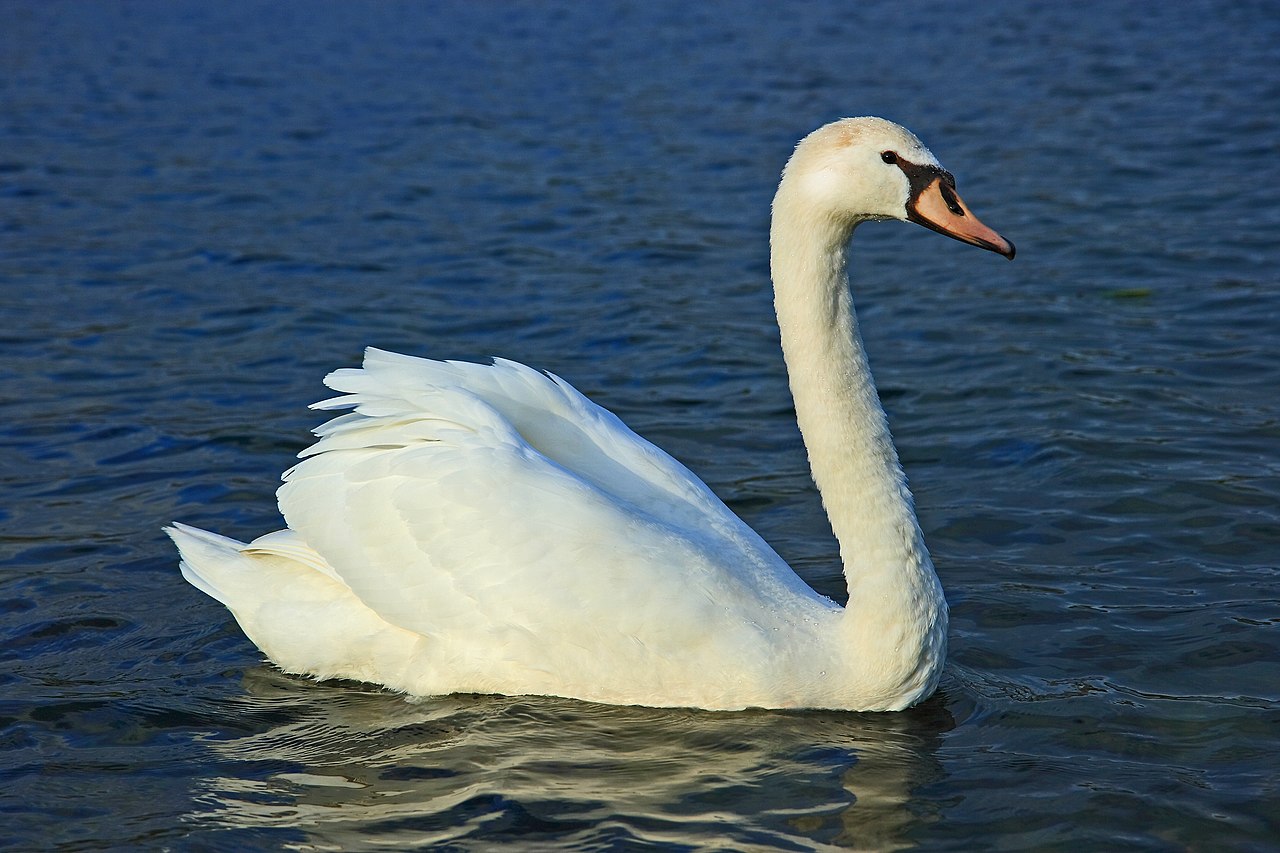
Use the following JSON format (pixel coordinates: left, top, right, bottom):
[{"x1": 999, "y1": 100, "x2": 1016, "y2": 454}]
[{"x1": 880, "y1": 151, "x2": 897, "y2": 164}]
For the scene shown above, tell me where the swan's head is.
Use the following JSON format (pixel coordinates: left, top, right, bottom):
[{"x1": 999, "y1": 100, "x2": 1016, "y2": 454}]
[{"x1": 777, "y1": 117, "x2": 1014, "y2": 259}]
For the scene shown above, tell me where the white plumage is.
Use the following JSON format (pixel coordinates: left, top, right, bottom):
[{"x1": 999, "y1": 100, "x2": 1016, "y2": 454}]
[{"x1": 170, "y1": 117, "x2": 1014, "y2": 711}]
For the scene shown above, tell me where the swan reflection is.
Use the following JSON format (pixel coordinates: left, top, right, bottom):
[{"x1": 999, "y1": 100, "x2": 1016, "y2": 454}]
[{"x1": 191, "y1": 668, "x2": 951, "y2": 849}]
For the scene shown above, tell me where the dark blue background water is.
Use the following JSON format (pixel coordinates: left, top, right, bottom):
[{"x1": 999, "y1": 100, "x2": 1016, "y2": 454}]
[{"x1": 3, "y1": 1, "x2": 1278, "y2": 849}]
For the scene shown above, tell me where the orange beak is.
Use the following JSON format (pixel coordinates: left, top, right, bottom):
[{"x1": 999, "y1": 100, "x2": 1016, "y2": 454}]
[{"x1": 907, "y1": 174, "x2": 1015, "y2": 260}]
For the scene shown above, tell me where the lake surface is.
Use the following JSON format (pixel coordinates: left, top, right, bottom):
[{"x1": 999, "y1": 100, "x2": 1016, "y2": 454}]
[{"x1": 3, "y1": 0, "x2": 1278, "y2": 849}]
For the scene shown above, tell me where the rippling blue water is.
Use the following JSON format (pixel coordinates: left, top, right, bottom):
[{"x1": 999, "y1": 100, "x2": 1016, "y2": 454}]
[{"x1": 3, "y1": 1, "x2": 1278, "y2": 849}]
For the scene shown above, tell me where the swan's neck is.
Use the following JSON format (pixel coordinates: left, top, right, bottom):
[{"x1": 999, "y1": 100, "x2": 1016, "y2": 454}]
[{"x1": 770, "y1": 188, "x2": 946, "y2": 696}]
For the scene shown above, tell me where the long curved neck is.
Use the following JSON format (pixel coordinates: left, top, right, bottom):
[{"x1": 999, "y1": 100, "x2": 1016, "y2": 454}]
[{"x1": 769, "y1": 187, "x2": 943, "y2": 638}]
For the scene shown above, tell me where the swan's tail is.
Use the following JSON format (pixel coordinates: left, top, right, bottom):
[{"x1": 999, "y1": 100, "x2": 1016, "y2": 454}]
[
  {"x1": 166, "y1": 522, "x2": 425, "y2": 689},
  {"x1": 166, "y1": 522, "x2": 251, "y2": 607}
]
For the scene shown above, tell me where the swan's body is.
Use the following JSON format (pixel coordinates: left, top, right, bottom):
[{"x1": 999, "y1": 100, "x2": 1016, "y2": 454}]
[{"x1": 169, "y1": 117, "x2": 1013, "y2": 711}]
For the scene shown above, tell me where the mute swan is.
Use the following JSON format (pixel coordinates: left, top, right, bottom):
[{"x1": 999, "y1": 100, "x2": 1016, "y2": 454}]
[{"x1": 168, "y1": 117, "x2": 1014, "y2": 712}]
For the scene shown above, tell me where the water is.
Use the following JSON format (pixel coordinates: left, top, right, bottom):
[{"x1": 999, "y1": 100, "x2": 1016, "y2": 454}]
[{"x1": 2, "y1": 0, "x2": 1278, "y2": 848}]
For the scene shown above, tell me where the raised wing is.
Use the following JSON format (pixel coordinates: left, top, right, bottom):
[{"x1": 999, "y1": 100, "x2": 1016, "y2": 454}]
[{"x1": 275, "y1": 349, "x2": 830, "y2": 690}]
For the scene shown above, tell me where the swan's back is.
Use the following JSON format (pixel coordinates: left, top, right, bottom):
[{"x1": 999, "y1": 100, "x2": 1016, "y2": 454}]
[
  {"x1": 176, "y1": 349, "x2": 840, "y2": 709},
  {"x1": 309, "y1": 349, "x2": 737, "y2": 537}
]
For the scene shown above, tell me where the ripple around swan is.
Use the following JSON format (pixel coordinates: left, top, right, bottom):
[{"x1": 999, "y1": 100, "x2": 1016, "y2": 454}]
[
  {"x1": 177, "y1": 674, "x2": 956, "y2": 851},
  {"x1": 2, "y1": 0, "x2": 1279, "y2": 849}
]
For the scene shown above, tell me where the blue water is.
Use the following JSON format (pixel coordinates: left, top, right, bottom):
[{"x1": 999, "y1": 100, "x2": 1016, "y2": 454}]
[{"x1": 3, "y1": 1, "x2": 1279, "y2": 849}]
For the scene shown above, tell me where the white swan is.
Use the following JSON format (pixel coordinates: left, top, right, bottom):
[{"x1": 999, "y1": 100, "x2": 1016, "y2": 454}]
[{"x1": 168, "y1": 117, "x2": 1014, "y2": 712}]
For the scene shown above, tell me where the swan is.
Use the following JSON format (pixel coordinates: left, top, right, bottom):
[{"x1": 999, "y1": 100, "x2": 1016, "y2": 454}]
[{"x1": 168, "y1": 117, "x2": 1014, "y2": 712}]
